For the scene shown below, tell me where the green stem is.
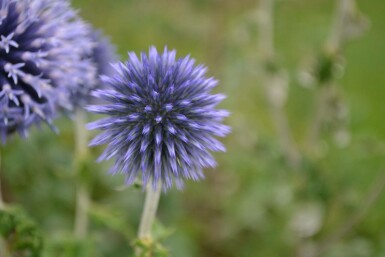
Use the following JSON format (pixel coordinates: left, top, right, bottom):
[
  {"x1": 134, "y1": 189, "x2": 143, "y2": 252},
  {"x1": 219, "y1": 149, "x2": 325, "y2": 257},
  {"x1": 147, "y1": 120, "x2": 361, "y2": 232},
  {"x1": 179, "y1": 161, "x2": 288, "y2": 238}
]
[
  {"x1": 73, "y1": 109, "x2": 90, "y2": 239},
  {"x1": 307, "y1": 84, "x2": 333, "y2": 152},
  {"x1": 0, "y1": 183, "x2": 3, "y2": 210},
  {"x1": 257, "y1": 0, "x2": 301, "y2": 168},
  {"x1": 326, "y1": 0, "x2": 354, "y2": 54},
  {"x1": 138, "y1": 182, "x2": 162, "y2": 240},
  {"x1": 258, "y1": 0, "x2": 275, "y2": 62},
  {"x1": 303, "y1": 171, "x2": 385, "y2": 257},
  {"x1": 0, "y1": 148, "x2": 4, "y2": 210},
  {"x1": 0, "y1": 237, "x2": 9, "y2": 257},
  {"x1": 0, "y1": 149, "x2": 10, "y2": 257},
  {"x1": 307, "y1": 0, "x2": 359, "y2": 152}
]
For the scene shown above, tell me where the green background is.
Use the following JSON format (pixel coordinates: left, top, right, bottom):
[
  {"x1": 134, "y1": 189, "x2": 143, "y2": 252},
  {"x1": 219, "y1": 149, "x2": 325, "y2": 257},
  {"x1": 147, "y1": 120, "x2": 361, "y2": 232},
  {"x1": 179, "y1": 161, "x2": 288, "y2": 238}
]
[{"x1": 2, "y1": 0, "x2": 385, "y2": 256}]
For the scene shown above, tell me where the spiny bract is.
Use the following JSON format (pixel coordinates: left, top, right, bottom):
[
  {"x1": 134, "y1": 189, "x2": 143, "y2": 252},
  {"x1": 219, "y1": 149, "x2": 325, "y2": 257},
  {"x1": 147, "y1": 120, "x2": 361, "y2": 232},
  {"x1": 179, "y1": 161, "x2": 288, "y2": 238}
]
[
  {"x1": 0, "y1": 0, "x2": 96, "y2": 142},
  {"x1": 87, "y1": 47, "x2": 230, "y2": 190}
]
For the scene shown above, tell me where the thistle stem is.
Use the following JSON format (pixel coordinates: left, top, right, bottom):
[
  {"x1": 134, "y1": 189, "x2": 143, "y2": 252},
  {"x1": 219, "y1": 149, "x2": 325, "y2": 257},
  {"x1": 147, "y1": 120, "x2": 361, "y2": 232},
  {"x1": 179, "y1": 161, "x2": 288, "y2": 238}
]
[
  {"x1": 73, "y1": 109, "x2": 90, "y2": 239},
  {"x1": 0, "y1": 148, "x2": 10, "y2": 257},
  {"x1": 258, "y1": 0, "x2": 274, "y2": 61},
  {"x1": 138, "y1": 182, "x2": 162, "y2": 239},
  {"x1": 307, "y1": 84, "x2": 333, "y2": 152},
  {"x1": 327, "y1": 0, "x2": 354, "y2": 54},
  {"x1": 74, "y1": 180, "x2": 90, "y2": 238},
  {"x1": 307, "y1": 0, "x2": 357, "y2": 151},
  {"x1": 0, "y1": 148, "x2": 4, "y2": 210},
  {"x1": 0, "y1": 237, "x2": 9, "y2": 257},
  {"x1": 300, "y1": 171, "x2": 385, "y2": 257},
  {"x1": 0, "y1": 183, "x2": 3, "y2": 210},
  {"x1": 257, "y1": 0, "x2": 301, "y2": 168}
]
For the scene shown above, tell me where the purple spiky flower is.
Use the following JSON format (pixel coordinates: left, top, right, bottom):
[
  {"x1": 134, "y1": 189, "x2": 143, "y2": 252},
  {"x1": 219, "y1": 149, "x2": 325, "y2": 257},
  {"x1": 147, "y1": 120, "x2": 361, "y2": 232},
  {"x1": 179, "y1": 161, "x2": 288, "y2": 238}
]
[
  {"x1": 70, "y1": 29, "x2": 117, "y2": 108},
  {"x1": 90, "y1": 30, "x2": 117, "y2": 79},
  {"x1": 0, "y1": 0, "x2": 96, "y2": 142},
  {"x1": 87, "y1": 47, "x2": 230, "y2": 190}
]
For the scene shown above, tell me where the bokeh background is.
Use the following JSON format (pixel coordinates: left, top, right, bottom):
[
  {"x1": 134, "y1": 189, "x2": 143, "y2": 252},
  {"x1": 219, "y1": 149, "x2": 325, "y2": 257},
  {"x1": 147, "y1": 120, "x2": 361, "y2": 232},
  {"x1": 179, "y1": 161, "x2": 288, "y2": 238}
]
[{"x1": 2, "y1": 0, "x2": 385, "y2": 256}]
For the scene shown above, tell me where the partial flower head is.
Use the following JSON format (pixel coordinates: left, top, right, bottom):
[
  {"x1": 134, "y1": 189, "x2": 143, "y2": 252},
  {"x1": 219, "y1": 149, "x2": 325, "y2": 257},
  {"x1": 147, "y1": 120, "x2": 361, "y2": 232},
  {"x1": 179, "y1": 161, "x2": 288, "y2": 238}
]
[
  {"x1": 70, "y1": 29, "x2": 117, "y2": 108},
  {"x1": 0, "y1": 0, "x2": 96, "y2": 142},
  {"x1": 90, "y1": 30, "x2": 117, "y2": 79},
  {"x1": 88, "y1": 47, "x2": 230, "y2": 190}
]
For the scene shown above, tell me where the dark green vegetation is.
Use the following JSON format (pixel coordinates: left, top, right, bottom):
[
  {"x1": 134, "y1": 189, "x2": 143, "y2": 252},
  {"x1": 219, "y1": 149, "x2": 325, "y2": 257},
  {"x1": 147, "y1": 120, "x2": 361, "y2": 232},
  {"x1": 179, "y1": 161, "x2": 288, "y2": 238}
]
[{"x1": 2, "y1": 0, "x2": 385, "y2": 256}]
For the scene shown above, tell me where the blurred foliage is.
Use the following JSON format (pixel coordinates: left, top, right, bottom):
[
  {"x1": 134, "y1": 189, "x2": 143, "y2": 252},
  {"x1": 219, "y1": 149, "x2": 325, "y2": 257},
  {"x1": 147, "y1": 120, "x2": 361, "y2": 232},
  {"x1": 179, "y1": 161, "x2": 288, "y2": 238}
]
[
  {"x1": 132, "y1": 240, "x2": 169, "y2": 257},
  {"x1": 1, "y1": 0, "x2": 385, "y2": 256},
  {"x1": 0, "y1": 207, "x2": 43, "y2": 257},
  {"x1": 132, "y1": 220, "x2": 173, "y2": 257},
  {"x1": 43, "y1": 234, "x2": 94, "y2": 257}
]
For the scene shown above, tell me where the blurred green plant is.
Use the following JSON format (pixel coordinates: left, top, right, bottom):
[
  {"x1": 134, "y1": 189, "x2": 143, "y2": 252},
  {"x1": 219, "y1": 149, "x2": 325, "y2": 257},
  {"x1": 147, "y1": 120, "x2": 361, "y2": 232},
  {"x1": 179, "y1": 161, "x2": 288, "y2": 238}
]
[
  {"x1": 0, "y1": 0, "x2": 384, "y2": 257},
  {"x1": 0, "y1": 207, "x2": 43, "y2": 257},
  {"x1": 132, "y1": 221, "x2": 173, "y2": 257}
]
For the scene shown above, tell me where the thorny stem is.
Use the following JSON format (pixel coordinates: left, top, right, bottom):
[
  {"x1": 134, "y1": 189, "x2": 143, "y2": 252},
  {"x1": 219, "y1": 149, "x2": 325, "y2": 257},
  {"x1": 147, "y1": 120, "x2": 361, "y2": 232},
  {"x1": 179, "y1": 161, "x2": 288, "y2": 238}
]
[
  {"x1": 257, "y1": 0, "x2": 301, "y2": 168},
  {"x1": 73, "y1": 109, "x2": 90, "y2": 239},
  {"x1": 138, "y1": 181, "x2": 162, "y2": 240}
]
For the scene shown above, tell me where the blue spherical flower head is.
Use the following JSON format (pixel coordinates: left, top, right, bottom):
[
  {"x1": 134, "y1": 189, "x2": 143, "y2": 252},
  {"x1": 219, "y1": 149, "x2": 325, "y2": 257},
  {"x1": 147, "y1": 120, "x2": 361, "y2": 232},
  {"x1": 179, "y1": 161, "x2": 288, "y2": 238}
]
[
  {"x1": 88, "y1": 47, "x2": 230, "y2": 190},
  {"x1": 90, "y1": 30, "x2": 117, "y2": 79},
  {"x1": 0, "y1": 0, "x2": 96, "y2": 142},
  {"x1": 71, "y1": 29, "x2": 117, "y2": 108}
]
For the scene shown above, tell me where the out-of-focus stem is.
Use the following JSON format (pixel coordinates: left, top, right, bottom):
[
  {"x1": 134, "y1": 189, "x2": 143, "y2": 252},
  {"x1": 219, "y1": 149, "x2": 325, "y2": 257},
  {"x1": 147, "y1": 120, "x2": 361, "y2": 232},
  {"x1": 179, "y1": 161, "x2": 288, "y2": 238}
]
[
  {"x1": 269, "y1": 92, "x2": 301, "y2": 168},
  {"x1": 307, "y1": 0, "x2": 357, "y2": 151},
  {"x1": 307, "y1": 84, "x2": 333, "y2": 151},
  {"x1": 0, "y1": 237, "x2": 9, "y2": 257},
  {"x1": 138, "y1": 182, "x2": 162, "y2": 240},
  {"x1": 0, "y1": 149, "x2": 10, "y2": 257},
  {"x1": 301, "y1": 171, "x2": 385, "y2": 257},
  {"x1": 0, "y1": 149, "x2": 4, "y2": 210},
  {"x1": 73, "y1": 109, "x2": 90, "y2": 239},
  {"x1": 258, "y1": 0, "x2": 274, "y2": 61},
  {"x1": 258, "y1": 0, "x2": 301, "y2": 168},
  {"x1": 74, "y1": 181, "x2": 89, "y2": 238},
  {"x1": 327, "y1": 0, "x2": 354, "y2": 54},
  {"x1": 0, "y1": 182, "x2": 3, "y2": 210}
]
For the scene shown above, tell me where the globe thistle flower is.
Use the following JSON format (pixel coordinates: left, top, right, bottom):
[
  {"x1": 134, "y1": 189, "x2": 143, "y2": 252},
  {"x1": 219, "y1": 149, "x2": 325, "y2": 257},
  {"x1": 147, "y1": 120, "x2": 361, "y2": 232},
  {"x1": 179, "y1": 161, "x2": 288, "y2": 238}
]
[
  {"x1": 90, "y1": 30, "x2": 117, "y2": 79},
  {"x1": 0, "y1": 0, "x2": 96, "y2": 142},
  {"x1": 87, "y1": 47, "x2": 230, "y2": 190},
  {"x1": 70, "y1": 29, "x2": 117, "y2": 108}
]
